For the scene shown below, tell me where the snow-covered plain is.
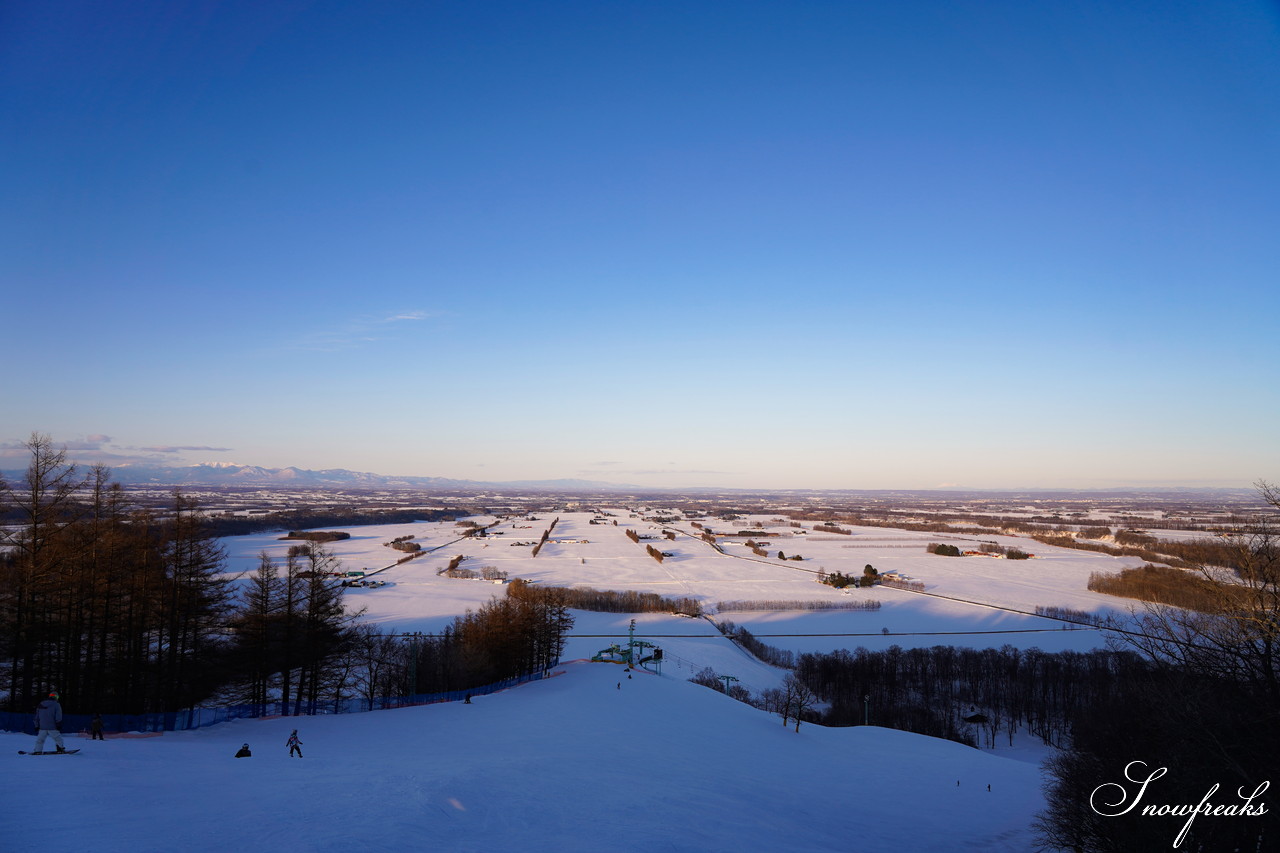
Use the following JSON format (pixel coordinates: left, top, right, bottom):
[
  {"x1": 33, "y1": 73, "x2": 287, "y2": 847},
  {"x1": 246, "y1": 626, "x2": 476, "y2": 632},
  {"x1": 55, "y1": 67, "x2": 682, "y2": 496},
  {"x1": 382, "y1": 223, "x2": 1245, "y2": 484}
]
[
  {"x1": 219, "y1": 510, "x2": 1139, "y2": 651},
  {"x1": 8, "y1": 510, "x2": 1142, "y2": 852}
]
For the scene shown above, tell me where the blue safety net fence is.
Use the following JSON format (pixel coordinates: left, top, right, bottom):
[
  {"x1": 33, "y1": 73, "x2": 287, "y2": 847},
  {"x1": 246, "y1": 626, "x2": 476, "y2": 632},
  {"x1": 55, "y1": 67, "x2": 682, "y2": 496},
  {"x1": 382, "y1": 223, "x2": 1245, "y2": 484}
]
[{"x1": 1, "y1": 668, "x2": 551, "y2": 735}]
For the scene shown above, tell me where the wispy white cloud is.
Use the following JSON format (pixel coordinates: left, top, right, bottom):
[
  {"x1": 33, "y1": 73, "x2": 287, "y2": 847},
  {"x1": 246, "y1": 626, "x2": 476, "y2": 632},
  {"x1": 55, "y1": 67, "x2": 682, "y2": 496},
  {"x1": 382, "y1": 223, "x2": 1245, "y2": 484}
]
[
  {"x1": 0, "y1": 436, "x2": 235, "y2": 467},
  {"x1": 380, "y1": 310, "x2": 432, "y2": 323},
  {"x1": 63, "y1": 437, "x2": 113, "y2": 451},
  {"x1": 1, "y1": 434, "x2": 113, "y2": 454},
  {"x1": 0, "y1": 446, "x2": 154, "y2": 465},
  {"x1": 290, "y1": 309, "x2": 436, "y2": 351}
]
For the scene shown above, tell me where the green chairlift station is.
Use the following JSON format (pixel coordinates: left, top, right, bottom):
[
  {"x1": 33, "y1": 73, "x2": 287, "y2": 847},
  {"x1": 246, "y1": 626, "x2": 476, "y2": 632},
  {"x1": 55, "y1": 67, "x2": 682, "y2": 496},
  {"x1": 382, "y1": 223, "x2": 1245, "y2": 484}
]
[{"x1": 591, "y1": 618, "x2": 663, "y2": 673}]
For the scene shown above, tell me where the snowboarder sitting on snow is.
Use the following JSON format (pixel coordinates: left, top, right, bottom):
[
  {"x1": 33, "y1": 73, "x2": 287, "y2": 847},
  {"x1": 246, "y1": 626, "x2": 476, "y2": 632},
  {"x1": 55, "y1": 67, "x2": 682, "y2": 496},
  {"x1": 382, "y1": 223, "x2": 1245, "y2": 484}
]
[
  {"x1": 32, "y1": 691, "x2": 66, "y2": 754},
  {"x1": 286, "y1": 730, "x2": 303, "y2": 758},
  {"x1": 235, "y1": 743, "x2": 252, "y2": 758}
]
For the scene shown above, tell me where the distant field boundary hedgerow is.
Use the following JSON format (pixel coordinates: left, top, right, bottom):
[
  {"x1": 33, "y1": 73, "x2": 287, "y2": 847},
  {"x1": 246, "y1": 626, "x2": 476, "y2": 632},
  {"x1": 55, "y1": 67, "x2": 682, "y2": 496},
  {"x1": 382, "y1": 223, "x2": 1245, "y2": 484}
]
[
  {"x1": 1087, "y1": 564, "x2": 1229, "y2": 612},
  {"x1": 508, "y1": 579, "x2": 702, "y2": 617},
  {"x1": 715, "y1": 599, "x2": 882, "y2": 612},
  {"x1": 206, "y1": 508, "x2": 462, "y2": 537}
]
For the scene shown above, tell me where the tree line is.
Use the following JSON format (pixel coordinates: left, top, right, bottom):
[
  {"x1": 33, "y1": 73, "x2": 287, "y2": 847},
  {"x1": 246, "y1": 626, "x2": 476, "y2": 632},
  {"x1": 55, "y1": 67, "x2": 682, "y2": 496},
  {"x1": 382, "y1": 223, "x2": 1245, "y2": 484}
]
[
  {"x1": 1030, "y1": 530, "x2": 1251, "y2": 573},
  {"x1": 0, "y1": 438, "x2": 244, "y2": 715},
  {"x1": 789, "y1": 508, "x2": 1266, "y2": 575},
  {"x1": 714, "y1": 599, "x2": 881, "y2": 612},
  {"x1": 347, "y1": 588, "x2": 571, "y2": 702},
  {"x1": 796, "y1": 643, "x2": 1147, "y2": 747},
  {"x1": 508, "y1": 579, "x2": 701, "y2": 617},
  {"x1": 202, "y1": 507, "x2": 460, "y2": 538},
  {"x1": 0, "y1": 434, "x2": 572, "y2": 718},
  {"x1": 1087, "y1": 563, "x2": 1224, "y2": 612},
  {"x1": 228, "y1": 543, "x2": 363, "y2": 715},
  {"x1": 1037, "y1": 484, "x2": 1280, "y2": 851},
  {"x1": 694, "y1": 627, "x2": 1161, "y2": 747},
  {"x1": 284, "y1": 530, "x2": 350, "y2": 542},
  {"x1": 530, "y1": 518, "x2": 559, "y2": 557}
]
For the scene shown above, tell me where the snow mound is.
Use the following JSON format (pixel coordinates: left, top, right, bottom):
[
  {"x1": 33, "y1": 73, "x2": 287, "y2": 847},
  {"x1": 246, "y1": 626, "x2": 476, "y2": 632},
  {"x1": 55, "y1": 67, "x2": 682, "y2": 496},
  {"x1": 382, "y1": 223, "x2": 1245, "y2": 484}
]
[{"x1": 5, "y1": 661, "x2": 1044, "y2": 853}]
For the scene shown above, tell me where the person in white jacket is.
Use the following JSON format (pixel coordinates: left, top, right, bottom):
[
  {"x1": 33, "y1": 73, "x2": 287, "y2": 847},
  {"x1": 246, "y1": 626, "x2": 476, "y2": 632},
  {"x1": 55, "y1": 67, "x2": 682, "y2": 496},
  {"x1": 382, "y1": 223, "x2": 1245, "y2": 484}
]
[{"x1": 33, "y1": 692, "x2": 65, "y2": 754}]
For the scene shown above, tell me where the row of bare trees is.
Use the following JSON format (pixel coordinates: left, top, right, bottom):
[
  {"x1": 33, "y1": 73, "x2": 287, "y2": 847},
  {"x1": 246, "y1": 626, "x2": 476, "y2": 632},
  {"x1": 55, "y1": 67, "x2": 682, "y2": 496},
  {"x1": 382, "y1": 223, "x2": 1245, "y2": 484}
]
[
  {"x1": 526, "y1": 518, "x2": 559, "y2": 556},
  {"x1": 1036, "y1": 482, "x2": 1280, "y2": 852},
  {"x1": 689, "y1": 665, "x2": 817, "y2": 731},
  {"x1": 353, "y1": 584, "x2": 573, "y2": 700},
  {"x1": 225, "y1": 544, "x2": 362, "y2": 715},
  {"x1": 694, "y1": 621, "x2": 1141, "y2": 744},
  {"x1": 0, "y1": 437, "x2": 240, "y2": 714},
  {"x1": 794, "y1": 644, "x2": 1148, "y2": 747},
  {"x1": 788, "y1": 505, "x2": 1267, "y2": 573},
  {"x1": 714, "y1": 599, "x2": 881, "y2": 612},
  {"x1": 0, "y1": 435, "x2": 579, "y2": 719},
  {"x1": 507, "y1": 579, "x2": 701, "y2": 617},
  {"x1": 0, "y1": 434, "x2": 365, "y2": 717},
  {"x1": 1087, "y1": 563, "x2": 1223, "y2": 611}
]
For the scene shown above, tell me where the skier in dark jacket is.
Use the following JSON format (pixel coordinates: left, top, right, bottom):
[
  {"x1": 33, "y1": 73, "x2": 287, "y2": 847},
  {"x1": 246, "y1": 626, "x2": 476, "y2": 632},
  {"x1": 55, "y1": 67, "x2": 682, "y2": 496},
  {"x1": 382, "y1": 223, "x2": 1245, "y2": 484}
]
[
  {"x1": 286, "y1": 730, "x2": 303, "y2": 758},
  {"x1": 90, "y1": 714, "x2": 105, "y2": 740},
  {"x1": 32, "y1": 692, "x2": 66, "y2": 754},
  {"x1": 235, "y1": 743, "x2": 252, "y2": 758}
]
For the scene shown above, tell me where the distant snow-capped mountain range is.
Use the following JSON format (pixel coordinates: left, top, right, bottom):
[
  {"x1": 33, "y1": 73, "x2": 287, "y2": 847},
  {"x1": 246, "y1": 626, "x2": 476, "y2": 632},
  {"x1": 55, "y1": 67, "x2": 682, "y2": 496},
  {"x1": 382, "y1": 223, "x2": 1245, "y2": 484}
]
[
  {"x1": 1, "y1": 460, "x2": 635, "y2": 491},
  {"x1": 0, "y1": 460, "x2": 1254, "y2": 497}
]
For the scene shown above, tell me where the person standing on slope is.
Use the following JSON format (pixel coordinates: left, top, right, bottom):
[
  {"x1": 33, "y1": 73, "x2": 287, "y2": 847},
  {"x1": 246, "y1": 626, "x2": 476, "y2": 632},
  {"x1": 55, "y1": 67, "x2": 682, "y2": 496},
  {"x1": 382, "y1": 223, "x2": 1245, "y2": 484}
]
[
  {"x1": 33, "y1": 692, "x2": 66, "y2": 754},
  {"x1": 287, "y1": 730, "x2": 303, "y2": 758}
]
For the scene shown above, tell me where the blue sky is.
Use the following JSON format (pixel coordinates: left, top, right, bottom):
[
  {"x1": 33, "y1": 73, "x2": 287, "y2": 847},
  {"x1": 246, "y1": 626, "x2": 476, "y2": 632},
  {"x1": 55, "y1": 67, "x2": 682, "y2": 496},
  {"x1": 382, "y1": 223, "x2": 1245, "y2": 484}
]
[{"x1": 3, "y1": 1, "x2": 1278, "y2": 489}]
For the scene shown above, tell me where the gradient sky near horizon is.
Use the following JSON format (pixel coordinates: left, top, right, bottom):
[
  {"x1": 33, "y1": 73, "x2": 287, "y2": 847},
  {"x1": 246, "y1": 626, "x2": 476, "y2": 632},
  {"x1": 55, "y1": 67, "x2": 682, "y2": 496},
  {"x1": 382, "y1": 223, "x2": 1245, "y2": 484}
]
[{"x1": 4, "y1": 1, "x2": 1278, "y2": 490}]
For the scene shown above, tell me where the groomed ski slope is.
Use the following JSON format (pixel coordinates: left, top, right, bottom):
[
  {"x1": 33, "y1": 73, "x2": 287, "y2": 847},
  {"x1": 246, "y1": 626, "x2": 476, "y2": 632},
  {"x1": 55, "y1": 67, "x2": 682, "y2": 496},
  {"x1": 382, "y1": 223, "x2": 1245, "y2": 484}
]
[{"x1": 5, "y1": 661, "x2": 1044, "y2": 853}]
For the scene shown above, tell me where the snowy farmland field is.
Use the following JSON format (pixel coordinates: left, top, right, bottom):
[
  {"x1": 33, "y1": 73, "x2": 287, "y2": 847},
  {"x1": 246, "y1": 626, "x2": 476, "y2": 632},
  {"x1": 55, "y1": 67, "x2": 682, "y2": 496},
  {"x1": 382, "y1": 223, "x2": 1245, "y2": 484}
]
[
  {"x1": 214, "y1": 509, "x2": 1138, "y2": 695},
  {"x1": 219, "y1": 509, "x2": 1139, "y2": 653},
  {"x1": 8, "y1": 509, "x2": 1150, "y2": 852}
]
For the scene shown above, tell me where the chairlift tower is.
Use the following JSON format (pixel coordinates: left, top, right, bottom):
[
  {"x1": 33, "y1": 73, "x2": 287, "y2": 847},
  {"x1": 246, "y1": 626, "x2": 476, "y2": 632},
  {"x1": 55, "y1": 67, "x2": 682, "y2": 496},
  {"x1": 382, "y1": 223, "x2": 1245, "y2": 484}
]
[{"x1": 407, "y1": 632, "x2": 421, "y2": 694}]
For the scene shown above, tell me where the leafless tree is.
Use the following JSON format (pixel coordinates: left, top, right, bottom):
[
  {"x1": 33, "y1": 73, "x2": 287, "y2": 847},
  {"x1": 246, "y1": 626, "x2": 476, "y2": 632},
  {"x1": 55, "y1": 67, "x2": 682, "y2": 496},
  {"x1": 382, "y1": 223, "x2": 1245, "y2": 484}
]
[
  {"x1": 0, "y1": 433, "x2": 89, "y2": 704},
  {"x1": 1035, "y1": 481, "x2": 1280, "y2": 852},
  {"x1": 783, "y1": 674, "x2": 817, "y2": 732},
  {"x1": 1113, "y1": 480, "x2": 1279, "y2": 706}
]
